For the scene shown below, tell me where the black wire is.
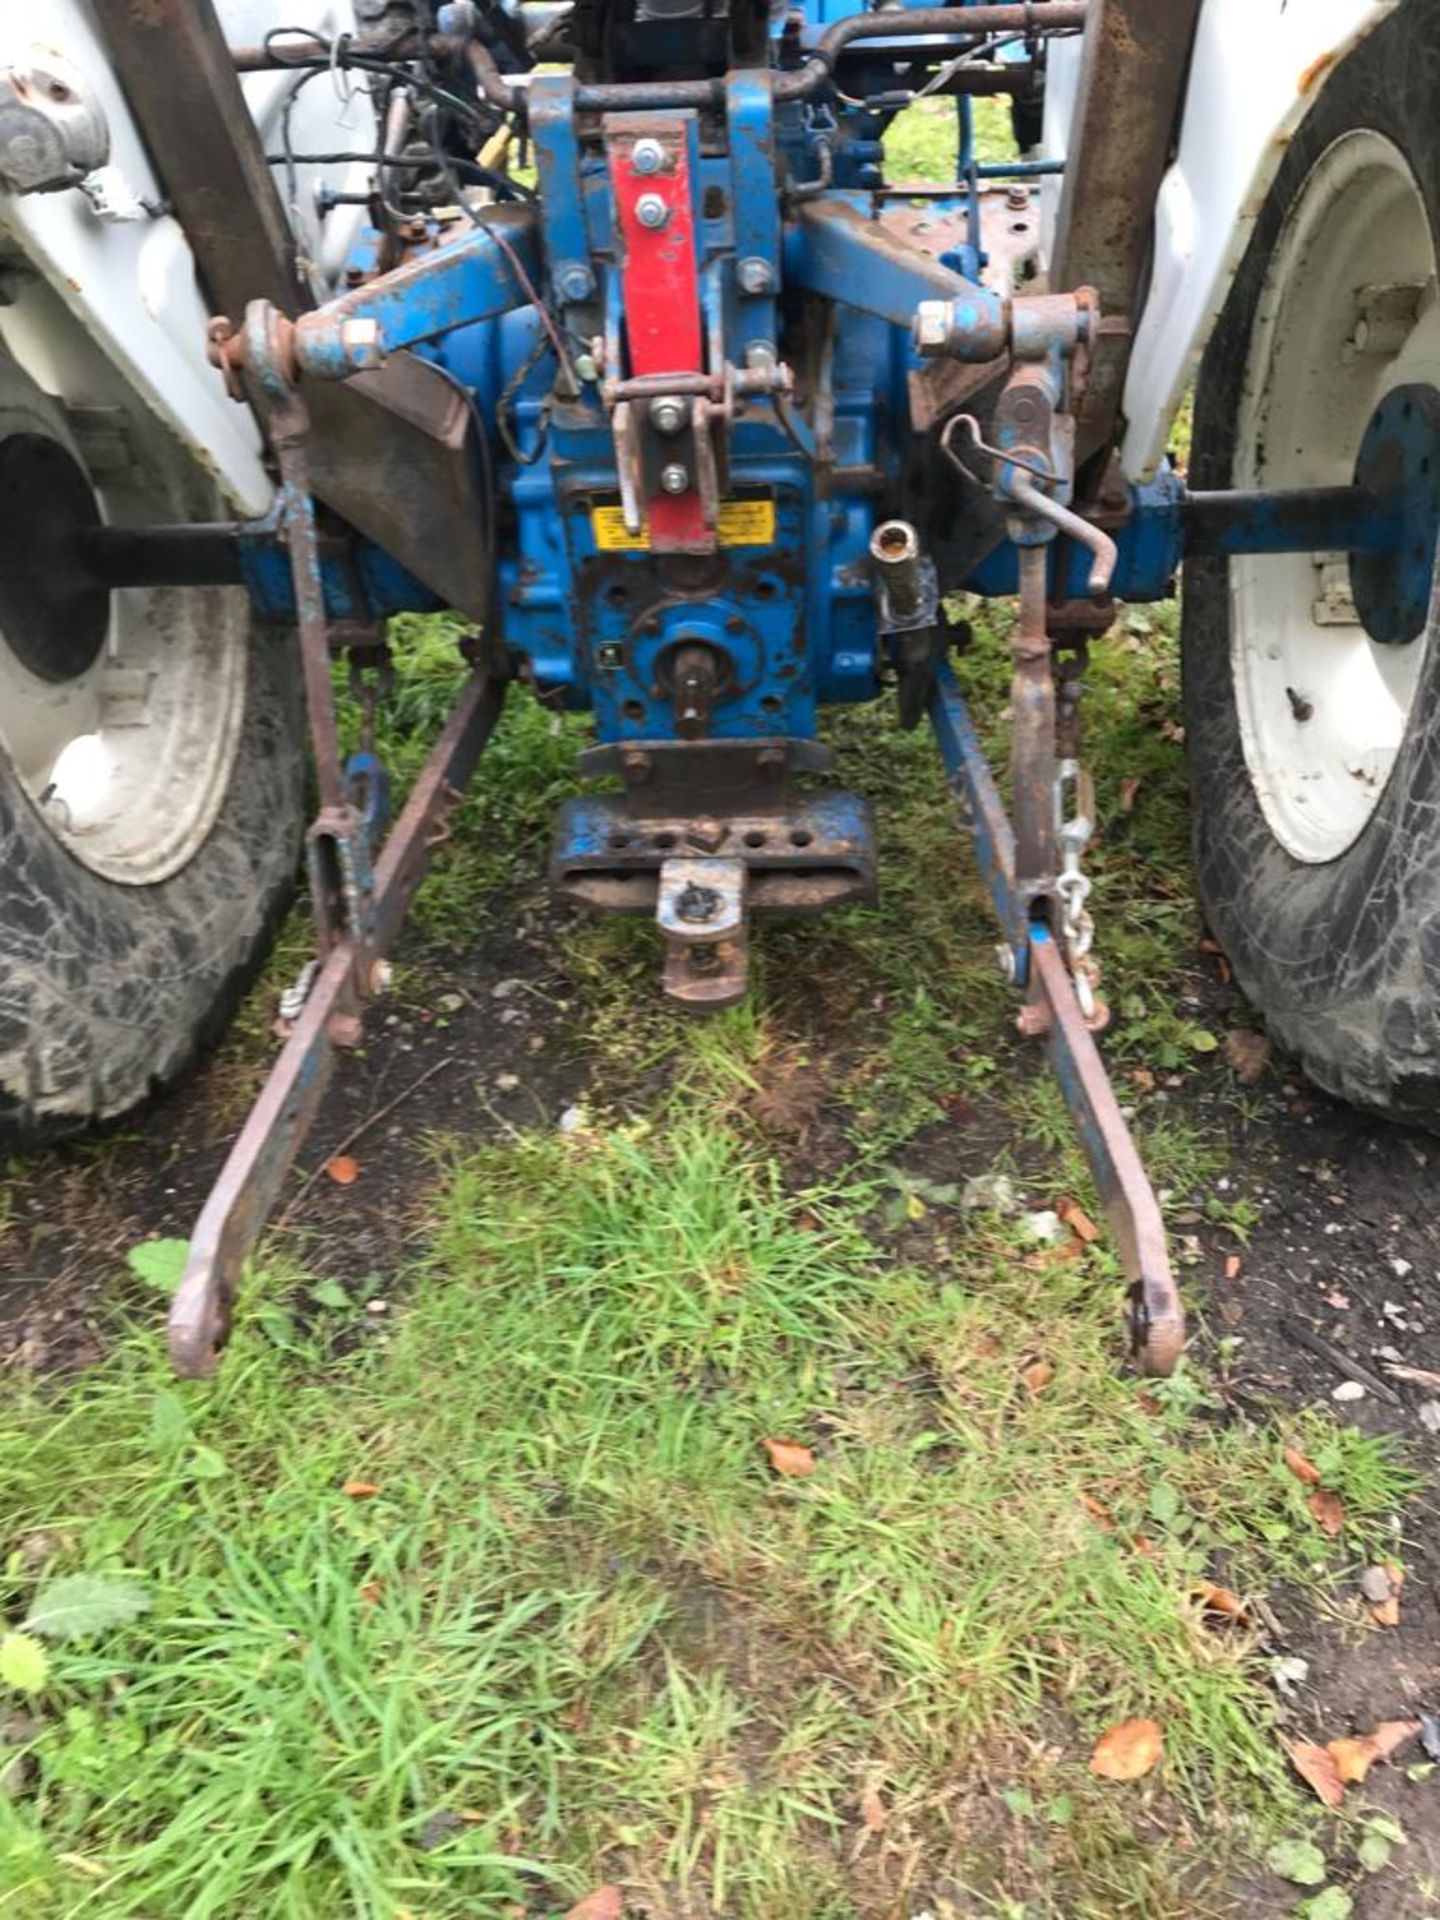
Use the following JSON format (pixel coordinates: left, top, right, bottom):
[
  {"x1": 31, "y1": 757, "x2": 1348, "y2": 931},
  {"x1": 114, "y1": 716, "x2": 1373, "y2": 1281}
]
[
  {"x1": 261, "y1": 26, "x2": 490, "y2": 134},
  {"x1": 265, "y1": 147, "x2": 535, "y2": 203}
]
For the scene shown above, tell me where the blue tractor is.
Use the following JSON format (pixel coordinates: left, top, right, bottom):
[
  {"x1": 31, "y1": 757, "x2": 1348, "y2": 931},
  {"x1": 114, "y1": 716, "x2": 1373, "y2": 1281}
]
[{"x1": 2, "y1": 0, "x2": 1434, "y2": 1377}]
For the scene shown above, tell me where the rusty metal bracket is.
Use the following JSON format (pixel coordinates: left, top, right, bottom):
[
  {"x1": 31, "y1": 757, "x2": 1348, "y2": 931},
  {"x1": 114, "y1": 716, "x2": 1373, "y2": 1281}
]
[{"x1": 928, "y1": 659, "x2": 1183, "y2": 1375}]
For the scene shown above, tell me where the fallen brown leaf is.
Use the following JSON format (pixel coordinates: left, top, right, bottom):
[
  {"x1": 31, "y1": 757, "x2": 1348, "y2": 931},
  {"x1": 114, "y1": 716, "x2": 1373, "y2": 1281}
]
[
  {"x1": 860, "y1": 1786, "x2": 887, "y2": 1832},
  {"x1": 1327, "y1": 1737, "x2": 1373, "y2": 1786},
  {"x1": 1307, "y1": 1489, "x2": 1345, "y2": 1536},
  {"x1": 1130, "y1": 1067, "x2": 1157, "y2": 1092},
  {"x1": 342, "y1": 1480, "x2": 381, "y2": 1499},
  {"x1": 1022, "y1": 1359, "x2": 1056, "y2": 1396},
  {"x1": 564, "y1": 1888, "x2": 624, "y2": 1920},
  {"x1": 1025, "y1": 1240, "x2": 1084, "y2": 1270},
  {"x1": 326, "y1": 1154, "x2": 360, "y2": 1187},
  {"x1": 1223, "y1": 1029, "x2": 1271, "y2": 1085},
  {"x1": 1136, "y1": 1391, "x2": 1161, "y2": 1416},
  {"x1": 1328, "y1": 1719, "x2": 1420, "y2": 1783},
  {"x1": 1367, "y1": 1719, "x2": 1420, "y2": 1762},
  {"x1": 1283, "y1": 1446, "x2": 1321, "y2": 1486},
  {"x1": 359, "y1": 1579, "x2": 384, "y2": 1606},
  {"x1": 1058, "y1": 1197, "x2": 1100, "y2": 1245},
  {"x1": 1366, "y1": 1561, "x2": 1406, "y2": 1628},
  {"x1": 1090, "y1": 1717, "x2": 1163, "y2": 1782},
  {"x1": 1197, "y1": 1583, "x2": 1248, "y2": 1623},
  {"x1": 761, "y1": 1437, "x2": 816, "y2": 1478},
  {"x1": 1223, "y1": 1254, "x2": 1242, "y2": 1281},
  {"x1": 1120, "y1": 775, "x2": 1142, "y2": 812},
  {"x1": 1080, "y1": 1494, "x2": 1116, "y2": 1530},
  {"x1": 1289, "y1": 1740, "x2": 1345, "y2": 1807}
]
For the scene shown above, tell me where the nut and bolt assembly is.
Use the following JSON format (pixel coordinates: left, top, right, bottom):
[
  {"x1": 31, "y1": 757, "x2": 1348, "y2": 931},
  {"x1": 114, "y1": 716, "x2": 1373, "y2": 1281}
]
[
  {"x1": 630, "y1": 137, "x2": 666, "y2": 176},
  {"x1": 649, "y1": 395, "x2": 689, "y2": 435},
  {"x1": 635, "y1": 192, "x2": 670, "y2": 230},
  {"x1": 659, "y1": 463, "x2": 691, "y2": 495},
  {"x1": 736, "y1": 256, "x2": 774, "y2": 295},
  {"x1": 557, "y1": 262, "x2": 594, "y2": 303}
]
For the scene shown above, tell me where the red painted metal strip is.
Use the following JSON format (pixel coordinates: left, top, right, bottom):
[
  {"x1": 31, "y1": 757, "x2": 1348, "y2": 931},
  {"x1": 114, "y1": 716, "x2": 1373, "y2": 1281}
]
[{"x1": 609, "y1": 120, "x2": 709, "y2": 550}]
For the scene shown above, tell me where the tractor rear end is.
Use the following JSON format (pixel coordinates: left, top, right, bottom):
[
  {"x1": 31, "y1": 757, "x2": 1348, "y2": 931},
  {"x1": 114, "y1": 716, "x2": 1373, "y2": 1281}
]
[{"x1": 1, "y1": 0, "x2": 1434, "y2": 1381}]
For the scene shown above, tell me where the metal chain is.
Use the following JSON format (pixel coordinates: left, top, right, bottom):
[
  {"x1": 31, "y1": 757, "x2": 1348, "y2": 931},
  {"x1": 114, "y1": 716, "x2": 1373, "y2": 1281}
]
[{"x1": 1054, "y1": 758, "x2": 1100, "y2": 1018}]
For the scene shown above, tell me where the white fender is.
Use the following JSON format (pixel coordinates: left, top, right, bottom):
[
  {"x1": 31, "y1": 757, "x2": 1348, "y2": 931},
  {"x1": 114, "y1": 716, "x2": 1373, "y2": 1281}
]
[
  {"x1": 0, "y1": 2, "x2": 367, "y2": 514},
  {"x1": 1043, "y1": 0, "x2": 1399, "y2": 481}
]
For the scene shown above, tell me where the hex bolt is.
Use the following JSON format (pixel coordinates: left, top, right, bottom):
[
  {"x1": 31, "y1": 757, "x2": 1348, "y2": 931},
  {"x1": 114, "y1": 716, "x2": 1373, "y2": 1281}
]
[
  {"x1": 660, "y1": 463, "x2": 691, "y2": 495},
  {"x1": 557, "y1": 262, "x2": 594, "y2": 303},
  {"x1": 675, "y1": 883, "x2": 721, "y2": 925},
  {"x1": 631, "y1": 137, "x2": 666, "y2": 177},
  {"x1": 339, "y1": 317, "x2": 383, "y2": 370},
  {"x1": 736, "y1": 255, "x2": 774, "y2": 295},
  {"x1": 1006, "y1": 183, "x2": 1030, "y2": 211},
  {"x1": 649, "y1": 395, "x2": 688, "y2": 436},
  {"x1": 913, "y1": 300, "x2": 951, "y2": 353},
  {"x1": 635, "y1": 192, "x2": 670, "y2": 230}
]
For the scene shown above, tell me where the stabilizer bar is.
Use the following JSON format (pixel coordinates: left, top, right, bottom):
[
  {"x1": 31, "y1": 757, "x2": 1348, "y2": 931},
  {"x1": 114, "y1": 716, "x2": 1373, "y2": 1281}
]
[
  {"x1": 929, "y1": 660, "x2": 1184, "y2": 1375},
  {"x1": 168, "y1": 671, "x2": 505, "y2": 1377}
]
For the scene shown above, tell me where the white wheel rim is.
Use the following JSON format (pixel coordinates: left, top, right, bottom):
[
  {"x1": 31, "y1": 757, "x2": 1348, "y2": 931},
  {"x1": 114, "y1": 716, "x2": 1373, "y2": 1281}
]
[
  {"x1": 0, "y1": 391, "x2": 248, "y2": 887},
  {"x1": 1232, "y1": 130, "x2": 1440, "y2": 865}
]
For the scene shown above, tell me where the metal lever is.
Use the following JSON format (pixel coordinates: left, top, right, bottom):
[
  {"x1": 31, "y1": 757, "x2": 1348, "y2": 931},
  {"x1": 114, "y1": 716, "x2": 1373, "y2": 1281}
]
[{"x1": 1008, "y1": 471, "x2": 1118, "y2": 596}]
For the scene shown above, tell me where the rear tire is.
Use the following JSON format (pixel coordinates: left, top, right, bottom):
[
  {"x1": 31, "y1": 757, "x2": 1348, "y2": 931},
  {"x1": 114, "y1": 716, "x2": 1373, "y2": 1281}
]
[
  {"x1": 1184, "y1": 1, "x2": 1440, "y2": 1126},
  {"x1": 0, "y1": 350, "x2": 304, "y2": 1140}
]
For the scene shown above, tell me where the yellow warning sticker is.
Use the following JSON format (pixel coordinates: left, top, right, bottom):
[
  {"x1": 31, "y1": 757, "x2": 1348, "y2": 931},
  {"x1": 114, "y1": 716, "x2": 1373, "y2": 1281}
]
[{"x1": 591, "y1": 498, "x2": 777, "y2": 551}]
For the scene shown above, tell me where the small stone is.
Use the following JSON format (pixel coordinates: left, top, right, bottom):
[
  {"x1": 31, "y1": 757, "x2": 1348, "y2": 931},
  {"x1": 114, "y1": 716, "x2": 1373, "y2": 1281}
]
[
  {"x1": 1327, "y1": 1291, "x2": 1351, "y2": 1310},
  {"x1": 1022, "y1": 1209, "x2": 1063, "y2": 1243},
  {"x1": 1391, "y1": 1257, "x2": 1414, "y2": 1279},
  {"x1": 0, "y1": 1712, "x2": 42, "y2": 1799},
  {"x1": 1376, "y1": 1344, "x2": 1405, "y2": 1364},
  {"x1": 14, "y1": 1530, "x2": 61, "y2": 1570},
  {"x1": 490, "y1": 978, "x2": 520, "y2": 1000},
  {"x1": 1418, "y1": 1401, "x2": 1440, "y2": 1433},
  {"x1": 437, "y1": 991, "x2": 464, "y2": 1014},
  {"x1": 961, "y1": 1172, "x2": 1018, "y2": 1214},
  {"x1": 494, "y1": 1072, "x2": 520, "y2": 1092},
  {"x1": 415, "y1": 1808, "x2": 466, "y2": 1852},
  {"x1": 365, "y1": 1299, "x2": 388, "y2": 1316},
  {"x1": 558, "y1": 1105, "x2": 586, "y2": 1134},
  {"x1": 1271, "y1": 1655, "x2": 1309, "y2": 1700},
  {"x1": 1360, "y1": 1564, "x2": 1395, "y2": 1605},
  {"x1": 1332, "y1": 1380, "x2": 1366, "y2": 1403}
]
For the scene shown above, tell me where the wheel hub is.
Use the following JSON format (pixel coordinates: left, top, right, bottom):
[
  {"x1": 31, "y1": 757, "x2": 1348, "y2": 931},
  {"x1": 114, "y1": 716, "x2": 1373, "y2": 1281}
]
[{"x1": 1352, "y1": 382, "x2": 1440, "y2": 647}]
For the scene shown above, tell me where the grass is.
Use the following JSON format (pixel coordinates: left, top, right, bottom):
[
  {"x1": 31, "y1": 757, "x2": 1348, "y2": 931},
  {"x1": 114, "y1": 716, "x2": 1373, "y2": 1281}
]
[
  {"x1": 0, "y1": 84, "x2": 1424, "y2": 1920},
  {"x1": 0, "y1": 1060, "x2": 1417, "y2": 1916}
]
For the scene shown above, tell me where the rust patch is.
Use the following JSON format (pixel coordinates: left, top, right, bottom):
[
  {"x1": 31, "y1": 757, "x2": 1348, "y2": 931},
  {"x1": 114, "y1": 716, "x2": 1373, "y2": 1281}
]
[{"x1": 1298, "y1": 48, "x2": 1338, "y2": 95}]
